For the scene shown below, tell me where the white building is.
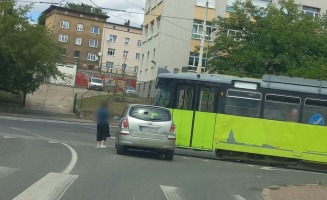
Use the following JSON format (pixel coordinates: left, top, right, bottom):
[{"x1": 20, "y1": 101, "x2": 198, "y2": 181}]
[
  {"x1": 137, "y1": 0, "x2": 327, "y2": 98},
  {"x1": 100, "y1": 22, "x2": 142, "y2": 78}
]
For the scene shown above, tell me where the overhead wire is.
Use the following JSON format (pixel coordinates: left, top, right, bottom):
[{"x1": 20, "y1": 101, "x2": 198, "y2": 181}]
[{"x1": 123, "y1": 0, "x2": 144, "y2": 11}]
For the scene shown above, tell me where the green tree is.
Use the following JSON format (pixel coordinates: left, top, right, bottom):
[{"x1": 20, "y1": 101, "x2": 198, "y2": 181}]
[
  {"x1": 37, "y1": 12, "x2": 46, "y2": 26},
  {"x1": 0, "y1": 1, "x2": 64, "y2": 105},
  {"x1": 207, "y1": 0, "x2": 327, "y2": 80}
]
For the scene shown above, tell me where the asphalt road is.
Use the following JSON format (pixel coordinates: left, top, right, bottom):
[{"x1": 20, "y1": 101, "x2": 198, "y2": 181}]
[{"x1": 0, "y1": 115, "x2": 326, "y2": 200}]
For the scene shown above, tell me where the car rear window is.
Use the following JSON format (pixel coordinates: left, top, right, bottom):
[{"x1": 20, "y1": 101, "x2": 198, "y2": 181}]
[{"x1": 129, "y1": 106, "x2": 171, "y2": 121}]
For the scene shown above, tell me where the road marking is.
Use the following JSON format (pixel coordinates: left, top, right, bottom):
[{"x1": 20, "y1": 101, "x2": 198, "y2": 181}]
[
  {"x1": 160, "y1": 185, "x2": 183, "y2": 200},
  {"x1": 13, "y1": 172, "x2": 78, "y2": 200},
  {"x1": 3, "y1": 135, "x2": 16, "y2": 139},
  {"x1": 247, "y1": 165, "x2": 255, "y2": 167},
  {"x1": 182, "y1": 157, "x2": 190, "y2": 160},
  {"x1": 0, "y1": 166, "x2": 20, "y2": 179},
  {"x1": 110, "y1": 137, "x2": 116, "y2": 140},
  {"x1": 260, "y1": 166, "x2": 289, "y2": 172},
  {"x1": 203, "y1": 159, "x2": 209, "y2": 162},
  {"x1": 60, "y1": 142, "x2": 78, "y2": 174},
  {"x1": 10, "y1": 127, "x2": 44, "y2": 138},
  {"x1": 233, "y1": 194, "x2": 246, "y2": 200}
]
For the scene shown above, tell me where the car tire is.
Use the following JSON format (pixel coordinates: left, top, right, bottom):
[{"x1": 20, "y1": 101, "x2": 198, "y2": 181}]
[
  {"x1": 165, "y1": 150, "x2": 174, "y2": 161},
  {"x1": 116, "y1": 145, "x2": 125, "y2": 155}
]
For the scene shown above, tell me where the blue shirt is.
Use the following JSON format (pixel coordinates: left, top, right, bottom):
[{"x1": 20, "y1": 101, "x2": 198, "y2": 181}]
[{"x1": 97, "y1": 107, "x2": 109, "y2": 124}]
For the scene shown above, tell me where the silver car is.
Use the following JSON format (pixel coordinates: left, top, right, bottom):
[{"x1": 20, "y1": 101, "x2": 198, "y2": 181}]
[{"x1": 115, "y1": 104, "x2": 176, "y2": 160}]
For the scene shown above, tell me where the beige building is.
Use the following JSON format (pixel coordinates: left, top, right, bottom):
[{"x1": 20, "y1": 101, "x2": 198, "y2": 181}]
[
  {"x1": 100, "y1": 22, "x2": 142, "y2": 77},
  {"x1": 43, "y1": 5, "x2": 108, "y2": 70},
  {"x1": 137, "y1": 0, "x2": 327, "y2": 98}
]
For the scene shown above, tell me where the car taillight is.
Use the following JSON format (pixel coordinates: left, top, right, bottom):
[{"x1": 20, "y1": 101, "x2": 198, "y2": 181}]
[
  {"x1": 122, "y1": 118, "x2": 129, "y2": 129},
  {"x1": 169, "y1": 123, "x2": 176, "y2": 133}
]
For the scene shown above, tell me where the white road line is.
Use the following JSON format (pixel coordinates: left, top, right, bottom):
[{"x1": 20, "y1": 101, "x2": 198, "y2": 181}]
[
  {"x1": 260, "y1": 166, "x2": 289, "y2": 172},
  {"x1": 10, "y1": 127, "x2": 44, "y2": 138},
  {"x1": 3, "y1": 136, "x2": 16, "y2": 139},
  {"x1": 203, "y1": 159, "x2": 209, "y2": 162},
  {"x1": 160, "y1": 185, "x2": 183, "y2": 200},
  {"x1": 60, "y1": 142, "x2": 78, "y2": 174},
  {"x1": 13, "y1": 172, "x2": 78, "y2": 200},
  {"x1": 233, "y1": 194, "x2": 246, "y2": 200},
  {"x1": 0, "y1": 166, "x2": 20, "y2": 179}
]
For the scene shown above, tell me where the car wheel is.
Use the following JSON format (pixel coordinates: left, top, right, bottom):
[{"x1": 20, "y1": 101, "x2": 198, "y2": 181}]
[
  {"x1": 165, "y1": 150, "x2": 174, "y2": 161},
  {"x1": 116, "y1": 145, "x2": 126, "y2": 155}
]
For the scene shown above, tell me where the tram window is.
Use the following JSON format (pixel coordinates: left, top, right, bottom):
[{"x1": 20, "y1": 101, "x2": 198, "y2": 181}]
[
  {"x1": 263, "y1": 94, "x2": 301, "y2": 122},
  {"x1": 177, "y1": 86, "x2": 194, "y2": 110},
  {"x1": 198, "y1": 88, "x2": 215, "y2": 112},
  {"x1": 154, "y1": 88, "x2": 171, "y2": 108},
  {"x1": 302, "y1": 99, "x2": 327, "y2": 126},
  {"x1": 225, "y1": 89, "x2": 261, "y2": 118}
]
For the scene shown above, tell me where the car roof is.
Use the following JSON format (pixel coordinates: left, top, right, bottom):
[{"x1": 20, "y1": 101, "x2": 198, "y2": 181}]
[{"x1": 128, "y1": 104, "x2": 170, "y2": 110}]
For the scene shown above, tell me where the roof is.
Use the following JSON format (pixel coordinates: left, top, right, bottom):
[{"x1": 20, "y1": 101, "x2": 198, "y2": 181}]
[
  {"x1": 105, "y1": 22, "x2": 142, "y2": 30},
  {"x1": 157, "y1": 73, "x2": 327, "y2": 95},
  {"x1": 43, "y1": 5, "x2": 109, "y2": 19}
]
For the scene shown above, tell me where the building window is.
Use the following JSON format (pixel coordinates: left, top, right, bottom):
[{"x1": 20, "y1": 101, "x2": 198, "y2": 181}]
[
  {"x1": 77, "y1": 23, "x2": 83, "y2": 31},
  {"x1": 125, "y1": 38, "x2": 130, "y2": 45},
  {"x1": 141, "y1": 54, "x2": 144, "y2": 67},
  {"x1": 150, "y1": 21, "x2": 154, "y2": 36},
  {"x1": 60, "y1": 20, "x2": 69, "y2": 29},
  {"x1": 109, "y1": 35, "x2": 117, "y2": 42},
  {"x1": 302, "y1": 6, "x2": 320, "y2": 17},
  {"x1": 192, "y1": 20, "x2": 212, "y2": 40},
  {"x1": 188, "y1": 53, "x2": 207, "y2": 69},
  {"x1": 135, "y1": 53, "x2": 140, "y2": 61},
  {"x1": 156, "y1": 17, "x2": 160, "y2": 31},
  {"x1": 90, "y1": 26, "x2": 100, "y2": 34},
  {"x1": 123, "y1": 51, "x2": 129, "y2": 59},
  {"x1": 74, "y1": 50, "x2": 80, "y2": 58},
  {"x1": 134, "y1": 66, "x2": 138, "y2": 73},
  {"x1": 153, "y1": 48, "x2": 156, "y2": 60},
  {"x1": 137, "y1": 40, "x2": 141, "y2": 48},
  {"x1": 108, "y1": 48, "x2": 115, "y2": 56},
  {"x1": 87, "y1": 53, "x2": 97, "y2": 61},
  {"x1": 122, "y1": 64, "x2": 127, "y2": 71},
  {"x1": 75, "y1": 37, "x2": 82, "y2": 45},
  {"x1": 89, "y1": 39, "x2": 98, "y2": 48},
  {"x1": 106, "y1": 61, "x2": 114, "y2": 68},
  {"x1": 144, "y1": 25, "x2": 148, "y2": 38},
  {"x1": 58, "y1": 34, "x2": 68, "y2": 42}
]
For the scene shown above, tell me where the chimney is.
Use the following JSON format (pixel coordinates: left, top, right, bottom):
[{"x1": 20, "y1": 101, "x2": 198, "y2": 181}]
[{"x1": 124, "y1": 20, "x2": 130, "y2": 26}]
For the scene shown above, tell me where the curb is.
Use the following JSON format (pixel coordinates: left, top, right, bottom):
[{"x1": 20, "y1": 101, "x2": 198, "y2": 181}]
[{"x1": 261, "y1": 187, "x2": 274, "y2": 200}]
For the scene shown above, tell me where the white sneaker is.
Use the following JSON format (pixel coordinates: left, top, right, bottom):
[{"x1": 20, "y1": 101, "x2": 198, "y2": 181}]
[
  {"x1": 96, "y1": 145, "x2": 101, "y2": 148},
  {"x1": 100, "y1": 145, "x2": 107, "y2": 148}
]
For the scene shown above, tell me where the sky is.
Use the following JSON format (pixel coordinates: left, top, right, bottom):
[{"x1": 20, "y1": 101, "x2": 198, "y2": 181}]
[{"x1": 17, "y1": 0, "x2": 146, "y2": 27}]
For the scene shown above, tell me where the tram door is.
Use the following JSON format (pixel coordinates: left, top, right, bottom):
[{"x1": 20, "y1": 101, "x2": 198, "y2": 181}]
[
  {"x1": 174, "y1": 85, "x2": 195, "y2": 147},
  {"x1": 191, "y1": 87, "x2": 217, "y2": 150},
  {"x1": 174, "y1": 85, "x2": 217, "y2": 150}
]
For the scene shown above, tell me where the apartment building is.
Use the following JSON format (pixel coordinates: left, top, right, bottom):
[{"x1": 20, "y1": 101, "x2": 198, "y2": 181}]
[
  {"x1": 43, "y1": 5, "x2": 108, "y2": 70},
  {"x1": 137, "y1": 0, "x2": 327, "y2": 98},
  {"x1": 100, "y1": 22, "x2": 142, "y2": 77}
]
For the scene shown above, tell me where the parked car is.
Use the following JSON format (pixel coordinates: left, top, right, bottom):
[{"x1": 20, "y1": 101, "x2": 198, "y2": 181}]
[
  {"x1": 125, "y1": 86, "x2": 136, "y2": 94},
  {"x1": 116, "y1": 104, "x2": 176, "y2": 160},
  {"x1": 87, "y1": 77, "x2": 104, "y2": 91}
]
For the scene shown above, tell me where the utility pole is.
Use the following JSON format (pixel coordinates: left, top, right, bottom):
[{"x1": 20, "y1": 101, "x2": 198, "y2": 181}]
[{"x1": 197, "y1": 0, "x2": 209, "y2": 75}]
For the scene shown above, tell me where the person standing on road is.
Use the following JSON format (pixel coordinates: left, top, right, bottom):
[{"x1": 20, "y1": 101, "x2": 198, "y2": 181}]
[{"x1": 96, "y1": 101, "x2": 110, "y2": 148}]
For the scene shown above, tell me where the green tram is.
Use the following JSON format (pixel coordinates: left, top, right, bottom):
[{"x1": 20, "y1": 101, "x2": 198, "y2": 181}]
[{"x1": 154, "y1": 73, "x2": 327, "y2": 164}]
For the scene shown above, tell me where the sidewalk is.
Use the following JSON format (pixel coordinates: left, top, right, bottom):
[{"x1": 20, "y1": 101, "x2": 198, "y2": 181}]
[
  {"x1": 0, "y1": 109, "x2": 94, "y2": 124},
  {"x1": 262, "y1": 185, "x2": 327, "y2": 200}
]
